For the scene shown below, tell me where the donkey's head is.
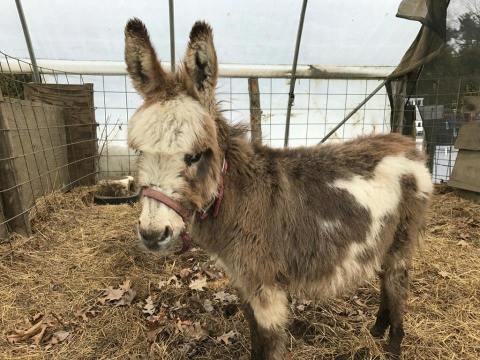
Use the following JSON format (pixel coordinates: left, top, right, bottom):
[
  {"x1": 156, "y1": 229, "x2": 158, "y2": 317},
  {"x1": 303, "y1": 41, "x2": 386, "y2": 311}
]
[{"x1": 125, "y1": 18, "x2": 222, "y2": 252}]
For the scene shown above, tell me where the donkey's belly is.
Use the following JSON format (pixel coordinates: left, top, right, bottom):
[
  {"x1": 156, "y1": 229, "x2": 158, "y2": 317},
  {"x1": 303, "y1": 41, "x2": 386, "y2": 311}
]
[{"x1": 290, "y1": 220, "x2": 396, "y2": 300}]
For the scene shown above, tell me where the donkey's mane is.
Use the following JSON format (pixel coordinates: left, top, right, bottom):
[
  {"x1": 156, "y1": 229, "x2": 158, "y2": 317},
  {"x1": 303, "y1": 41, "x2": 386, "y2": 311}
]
[{"x1": 214, "y1": 111, "x2": 249, "y2": 149}]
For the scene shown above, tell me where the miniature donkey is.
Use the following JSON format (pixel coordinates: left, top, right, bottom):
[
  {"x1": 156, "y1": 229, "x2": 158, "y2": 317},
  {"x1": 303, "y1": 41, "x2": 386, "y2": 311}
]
[{"x1": 125, "y1": 18, "x2": 432, "y2": 359}]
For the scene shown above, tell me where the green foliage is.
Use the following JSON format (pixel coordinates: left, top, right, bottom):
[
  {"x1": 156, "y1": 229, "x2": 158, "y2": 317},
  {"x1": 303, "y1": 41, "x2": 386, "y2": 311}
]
[
  {"x1": 418, "y1": 9, "x2": 480, "y2": 108},
  {"x1": 450, "y1": 12, "x2": 480, "y2": 50},
  {"x1": 0, "y1": 73, "x2": 33, "y2": 99}
]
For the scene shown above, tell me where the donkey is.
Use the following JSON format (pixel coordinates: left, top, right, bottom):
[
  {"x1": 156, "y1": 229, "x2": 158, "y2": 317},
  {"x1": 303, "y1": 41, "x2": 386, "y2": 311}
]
[{"x1": 124, "y1": 18, "x2": 433, "y2": 360}]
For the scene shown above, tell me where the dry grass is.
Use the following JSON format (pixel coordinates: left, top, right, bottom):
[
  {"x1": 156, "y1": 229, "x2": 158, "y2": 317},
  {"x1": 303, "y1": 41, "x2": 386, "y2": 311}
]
[{"x1": 0, "y1": 185, "x2": 479, "y2": 360}]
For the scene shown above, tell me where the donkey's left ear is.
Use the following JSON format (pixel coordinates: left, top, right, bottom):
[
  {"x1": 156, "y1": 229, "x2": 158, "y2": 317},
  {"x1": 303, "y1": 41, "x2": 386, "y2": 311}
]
[{"x1": 184, "y1": 21, "x2": 218, "y2": 108}]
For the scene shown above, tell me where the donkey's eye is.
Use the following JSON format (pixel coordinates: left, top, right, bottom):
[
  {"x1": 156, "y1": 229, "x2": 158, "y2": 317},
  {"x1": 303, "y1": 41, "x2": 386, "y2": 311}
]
[{"x1": 184, "y1": 152, "x2": 202, "y2": 166}]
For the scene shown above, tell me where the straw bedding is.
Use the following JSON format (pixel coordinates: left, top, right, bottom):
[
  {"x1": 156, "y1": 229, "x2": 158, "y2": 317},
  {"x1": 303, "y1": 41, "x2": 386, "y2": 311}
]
[{"x1": 0, "y1": 185, "x2": 479, "y2": 359}]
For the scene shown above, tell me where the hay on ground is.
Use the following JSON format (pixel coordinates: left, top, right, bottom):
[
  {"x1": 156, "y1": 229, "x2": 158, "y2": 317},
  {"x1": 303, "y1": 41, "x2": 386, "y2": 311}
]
[{"x1": 0, "y1": 185, "x2": 479, "y2": 359}]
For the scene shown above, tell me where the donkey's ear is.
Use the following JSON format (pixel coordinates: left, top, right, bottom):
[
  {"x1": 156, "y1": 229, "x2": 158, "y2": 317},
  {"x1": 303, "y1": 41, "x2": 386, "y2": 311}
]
[
  {"x1": 184, "y1": 21, "x2": 218, "y2": 108},
  {"x1": 125, "y1": 18, "x2": 169, "y2": 98}
]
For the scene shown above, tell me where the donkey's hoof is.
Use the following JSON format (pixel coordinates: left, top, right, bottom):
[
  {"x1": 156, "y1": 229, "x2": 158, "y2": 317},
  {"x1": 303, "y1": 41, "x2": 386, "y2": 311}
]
[
  {"x1": 370, "y1": 324, "x2": 387, "y2": 339},
  {"x1": 334, "y1": 347, "x2": 372, "y2": 360},
  {"x1": 383, "y1": 343, "x2": 401, "y2": 359}
]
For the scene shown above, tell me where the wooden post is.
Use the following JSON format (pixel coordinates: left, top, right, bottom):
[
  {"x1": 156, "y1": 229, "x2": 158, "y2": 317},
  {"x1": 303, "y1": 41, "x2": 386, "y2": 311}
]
[
  {"x1": 248, "y1": 78, "x2": 262, "y2": 146},
  {"x1": 0, "y1": 99, "x2": 31, "y2": 236}
]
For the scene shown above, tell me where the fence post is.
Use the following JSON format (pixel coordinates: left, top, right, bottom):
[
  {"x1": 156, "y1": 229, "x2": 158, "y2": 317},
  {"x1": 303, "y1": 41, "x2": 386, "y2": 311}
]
[
  {"x1": 284, "y1": 0, "x2": 308, "y2": 147},
  {"x1": 14, "y1": 0, "x2": 41, "y2": 83},
  {"x1": 168, "y1": 0, "x2": 176, "y2": 72},
  {"x1": 248, "y1": 78, "x2": 262, "y2": 146}
]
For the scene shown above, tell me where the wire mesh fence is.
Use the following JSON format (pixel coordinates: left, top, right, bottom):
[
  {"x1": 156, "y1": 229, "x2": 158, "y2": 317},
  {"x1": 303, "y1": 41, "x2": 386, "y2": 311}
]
[
  {"x1": 0, "y1": 52, "x2": 97, "y2": 237},
  {"x1": 1, "y1": 50, "x2": 477, "y2": 239}
]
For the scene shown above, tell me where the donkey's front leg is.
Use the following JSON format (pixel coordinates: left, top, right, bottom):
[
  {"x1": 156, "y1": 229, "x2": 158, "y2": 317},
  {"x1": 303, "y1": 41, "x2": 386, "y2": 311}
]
[{"x1": 243, "y1": 286, "x2": 289, "y2": 360}]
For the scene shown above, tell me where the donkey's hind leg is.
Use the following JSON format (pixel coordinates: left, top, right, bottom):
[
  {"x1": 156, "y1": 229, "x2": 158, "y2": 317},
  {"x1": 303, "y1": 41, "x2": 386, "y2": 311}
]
[
  {"x1": 382, "y1": 248, "x2": 409, "y2": 359},
  {"x1": 370, "y1": 272, "x2": 391, "y2": 339},
  {"x1": 373, "y1": 174, "x2": 429, "y2": 359},
  {"x1": 372, "y1": 222, "x2": 416, "y2": 359}
]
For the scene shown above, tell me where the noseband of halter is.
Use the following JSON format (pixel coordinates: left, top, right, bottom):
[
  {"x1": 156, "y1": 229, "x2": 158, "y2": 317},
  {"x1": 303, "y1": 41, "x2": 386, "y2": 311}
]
[{"x1": 141, "y1": 158, "x2": 228, "y2": 254}]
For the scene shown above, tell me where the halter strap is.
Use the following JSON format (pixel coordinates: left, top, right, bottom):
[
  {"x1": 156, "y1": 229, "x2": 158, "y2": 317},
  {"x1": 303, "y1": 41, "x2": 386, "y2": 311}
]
[
  {"x1": 141, "y1": 158, "x2": 228, "y2": 254},
  {"x1": 141, "y1": 187, "x2": 192, "y2": 223}
]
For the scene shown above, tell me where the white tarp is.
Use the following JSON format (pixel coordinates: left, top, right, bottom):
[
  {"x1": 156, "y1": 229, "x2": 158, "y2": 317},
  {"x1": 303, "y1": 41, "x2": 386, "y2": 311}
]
[{"x1": 2, "y1": 0, "x2": 422, "y2": 65}]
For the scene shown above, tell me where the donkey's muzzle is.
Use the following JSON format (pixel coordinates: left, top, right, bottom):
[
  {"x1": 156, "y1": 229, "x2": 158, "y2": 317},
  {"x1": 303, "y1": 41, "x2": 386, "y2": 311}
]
[{"x1": 138, "y1": 225, "x2": 172, "y2": 250}]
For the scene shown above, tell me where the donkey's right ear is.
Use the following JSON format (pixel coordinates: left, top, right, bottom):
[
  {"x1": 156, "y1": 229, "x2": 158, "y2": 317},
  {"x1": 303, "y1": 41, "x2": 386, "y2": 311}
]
[
  {"x1": 183, "y1": 21, "x2": 218, "y2": 109},
  {"x1": 124, "y1": 18, "x2": 169, "y2": 98}
]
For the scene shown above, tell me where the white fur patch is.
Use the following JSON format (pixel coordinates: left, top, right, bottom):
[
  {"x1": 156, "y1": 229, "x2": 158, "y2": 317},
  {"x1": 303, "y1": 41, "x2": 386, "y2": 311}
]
[
  {"x1": 250, "y1": 287, "x2": 289, "y2": 330},
  {"x1": 333, "y1": 155, "x2": 432, "y2": 219},
  {"x1": 136, "y1": 153, "x2": 187, "y2": 238},
  {"x1": 128, "y1": 95, "x2": 210, "y2": 238},
  {"x1": 324, "y1": 155, "x2": 432, "y2": 296},
  {"x1": 128, "y1": 95, "x2": 207, "y2": 154}
]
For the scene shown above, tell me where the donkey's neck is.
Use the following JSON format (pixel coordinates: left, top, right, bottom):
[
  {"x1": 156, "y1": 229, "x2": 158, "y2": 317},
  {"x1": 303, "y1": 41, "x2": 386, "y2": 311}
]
[
  {"x1": 191, "y1": 116, "x2": 261, "y2": 252},
  {"x1": 215, "y1": 115, "x2": 255, "y2": 173}
]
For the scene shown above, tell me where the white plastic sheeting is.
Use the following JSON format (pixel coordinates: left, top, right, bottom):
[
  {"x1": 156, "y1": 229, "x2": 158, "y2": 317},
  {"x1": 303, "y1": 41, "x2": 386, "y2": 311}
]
[{"x1": 2, "y1": 0, "x2": 421, "y2": 66}]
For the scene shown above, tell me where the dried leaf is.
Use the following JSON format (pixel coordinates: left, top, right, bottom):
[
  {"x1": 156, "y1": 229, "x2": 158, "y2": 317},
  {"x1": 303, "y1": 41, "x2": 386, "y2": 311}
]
[
  {"x1": 32, "y1": 313, "x2": 43, "y2": 323},
  {"x1": 146, "y1": 310, "x2": 166, "y2": 327},
  {"x1": 7, "y1": 318, "x2": 45, "y2": 344},
  {"x1": 116, "y1": 290, "x2": 136, "y2": 306},
  {"x1": 204, "y1": 269, "x2": 224, "y2": 280},
  {"x1": 214, "y1": 291, "x2": 238, "y2": 304},
  {"x1": 49, "y1": 330, "x2": 71, "y2": 345},
  {"x1": 176, "y1": 320, "x2": 207, "y2": 341},
  {"x1": 158, "y1": 280, "x2": 167, "y2": 289},
  {"x1": 143, "y1": 296, "x2": 156, "y2": 316},
  {"x1": 32, "y1": 325, "x2": 47, "y2": 345},
  {"x1": 203, "y1": 299, "x2": 214, "y2": 312},
  {"x1": 179, "y1": 268, "x2": 193, "y2": 279},
  {"x1": 101, "y1": 288, "x2": 124, "y2": 302},
  {"x1": 7, "y1": 314, "x2": 69, "y2": 348},
  {"x1": 100, "y1": 279, "x2": 136, "y2": 306},
  {"x1": 75, "y1": 306, "x2": 98, "y2": 322},
  {"x1": 216, "y1": 330, "x2": 238, "y2": 345},
  {"x1": 189, "y1": 276, "x2": 208, "y2": 291},
  {"x1": 189, "y1": 322, "x2": 208, "y2": 341},
  {"x1": 167, "y1": 276, "x2": 182, "y2": 288},
  {"x1": 44, "y1": 330, "x2": 71, "y2": 350}
]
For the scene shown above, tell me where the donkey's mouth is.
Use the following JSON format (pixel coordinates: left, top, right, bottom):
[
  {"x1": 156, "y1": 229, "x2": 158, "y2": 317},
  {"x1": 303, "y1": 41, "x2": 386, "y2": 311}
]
[
  {"x1": 136, "y1": 224, "x2": 177, "y2": 252},
  {"x1": 141, "y1": 235, "x2": 174, "y2": 252}
]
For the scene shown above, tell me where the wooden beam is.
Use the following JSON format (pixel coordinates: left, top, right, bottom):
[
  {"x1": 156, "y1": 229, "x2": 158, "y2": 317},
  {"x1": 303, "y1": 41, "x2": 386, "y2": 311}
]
[{"x1": 248, "y1": 78, "x2": 262, "y2": 146}]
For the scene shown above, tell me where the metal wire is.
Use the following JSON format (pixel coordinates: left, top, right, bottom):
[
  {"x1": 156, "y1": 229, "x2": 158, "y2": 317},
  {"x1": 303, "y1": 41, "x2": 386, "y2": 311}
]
[
  {"x1": 1, "y1": 50, "x2": 475, "y2": 238},
  {"x1": 0, "y1": 53, "x2": 98, "y2": 235}
]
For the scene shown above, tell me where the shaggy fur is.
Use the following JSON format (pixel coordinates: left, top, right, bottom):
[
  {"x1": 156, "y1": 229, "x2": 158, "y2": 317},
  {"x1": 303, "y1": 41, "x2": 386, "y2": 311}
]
[{"x1": 125, "y1": 18, "x2": 433, "y2": 360}]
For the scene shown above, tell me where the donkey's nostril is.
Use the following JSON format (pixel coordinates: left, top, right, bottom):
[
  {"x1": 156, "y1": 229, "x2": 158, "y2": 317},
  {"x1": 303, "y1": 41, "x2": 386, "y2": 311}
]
[
  {"x1": 139, "y1": 227, "x2": 159, "y2": 243},
  {"x1": 139, "y1": 226, "x2": 173, "y2": 247},
  {"x1": 160, "y1": 226, "x2": 172, "y2": 242}
]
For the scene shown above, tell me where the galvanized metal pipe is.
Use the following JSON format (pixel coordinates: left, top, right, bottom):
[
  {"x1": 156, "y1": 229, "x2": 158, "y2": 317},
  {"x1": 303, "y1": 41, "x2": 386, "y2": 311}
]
[
  {"x1": 169, "y1": 0, "x2": 175, "y2": 72},
  {"x1": 14, "y1": 0, "x2": 40, "y2": 83},
  {"x1": 0, "y1": 57, "x2": 394, "y2": 79},
  {"x1": 284, "y1": 0, "x2": 308, "y2": 147}
]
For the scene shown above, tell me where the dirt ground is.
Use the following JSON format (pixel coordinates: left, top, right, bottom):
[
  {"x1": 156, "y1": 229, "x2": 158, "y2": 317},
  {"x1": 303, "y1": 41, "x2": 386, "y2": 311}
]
[{"x1": 0, "y1": 186, "x2": 479, "y2": 360}]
